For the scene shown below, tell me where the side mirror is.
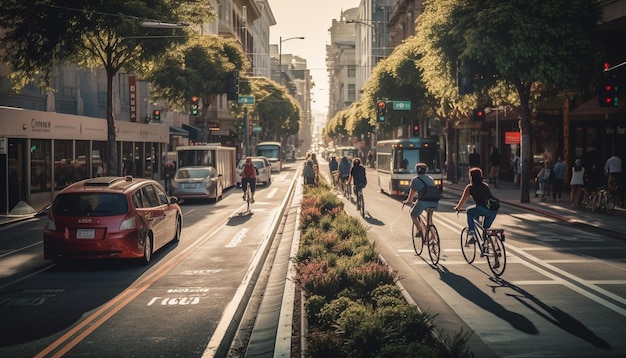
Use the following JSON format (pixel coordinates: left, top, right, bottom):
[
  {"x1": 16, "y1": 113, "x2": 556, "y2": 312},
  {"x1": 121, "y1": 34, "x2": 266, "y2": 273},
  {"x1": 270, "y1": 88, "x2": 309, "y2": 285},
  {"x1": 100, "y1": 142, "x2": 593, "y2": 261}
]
[{"x1": 169, "y1": 196, "x2": 179, "y2": 204}]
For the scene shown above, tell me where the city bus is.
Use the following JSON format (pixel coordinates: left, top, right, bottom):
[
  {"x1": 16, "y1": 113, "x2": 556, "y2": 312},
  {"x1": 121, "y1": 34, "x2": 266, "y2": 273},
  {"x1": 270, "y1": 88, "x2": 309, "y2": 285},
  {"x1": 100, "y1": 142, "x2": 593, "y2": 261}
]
[
  {"x1": 334, "y1": 146, "x2": 359, "y2": 160},
  {"x1": 255, "y1": 141, "x2": 283, "y2": 172},
  {"x1": 376, "y1": 138, "x2": 444, "y2": 196},
  {"x1": 175, "y1": 144, "x2": 237, "y2": 188}
]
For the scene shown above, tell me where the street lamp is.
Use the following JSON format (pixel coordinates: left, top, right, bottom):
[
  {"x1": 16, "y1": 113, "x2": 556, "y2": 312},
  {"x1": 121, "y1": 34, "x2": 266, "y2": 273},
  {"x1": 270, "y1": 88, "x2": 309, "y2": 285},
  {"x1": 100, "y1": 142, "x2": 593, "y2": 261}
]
[
  {"x1": 140, "y1": 20, "x2": 189, "y2": 29},
  {"x1": 279, "y1": 36, "x2": 305, "y2": 85},
  {"x1": 346, "y1": 19, "x2": 376, "y2": 38}
]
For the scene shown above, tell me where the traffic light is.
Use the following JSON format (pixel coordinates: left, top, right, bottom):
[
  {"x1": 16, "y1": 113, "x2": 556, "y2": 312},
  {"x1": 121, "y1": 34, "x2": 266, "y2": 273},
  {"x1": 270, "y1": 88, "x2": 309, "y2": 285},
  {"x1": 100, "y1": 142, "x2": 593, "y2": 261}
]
[
  {"x1": 152, "y1": 109, "x2": 161, "y2": 122},
  {"x1": 376, "y1": 100, "x2": 387, "y2": 122},
  {"x1": 190, "y1": 96, "x2": 199, "y2": 115},
  {"x1": 472, "y1": 108, "x2": 485, "y2": 121},
  {"x1": 226, "y1": 70, "x2": 239, "y2": 101},
  {"x1": 412, "y1": 120, "x2": 419, "y2": 136},
  {"x1": 598, "y1": 82, "x2": 619, "y2": 108}
]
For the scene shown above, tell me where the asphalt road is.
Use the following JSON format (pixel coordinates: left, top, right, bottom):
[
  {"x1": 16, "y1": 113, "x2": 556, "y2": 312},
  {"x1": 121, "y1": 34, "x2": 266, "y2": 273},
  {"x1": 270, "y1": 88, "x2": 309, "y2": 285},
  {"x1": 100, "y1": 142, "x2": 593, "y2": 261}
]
[{"x1": 0, "y1": 163, "x2": 300, "y2": 358}]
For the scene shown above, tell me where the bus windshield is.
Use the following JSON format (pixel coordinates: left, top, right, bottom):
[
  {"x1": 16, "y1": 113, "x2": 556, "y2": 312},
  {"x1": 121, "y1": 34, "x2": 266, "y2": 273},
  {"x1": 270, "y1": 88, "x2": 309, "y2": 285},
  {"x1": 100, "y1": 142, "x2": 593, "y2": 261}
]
[
  {"x1": 394, "y1": 148, "x2": 442, "y2": 174},
  {"x1": 256, "y1": 145, "x2": 280, "y2": 160}
]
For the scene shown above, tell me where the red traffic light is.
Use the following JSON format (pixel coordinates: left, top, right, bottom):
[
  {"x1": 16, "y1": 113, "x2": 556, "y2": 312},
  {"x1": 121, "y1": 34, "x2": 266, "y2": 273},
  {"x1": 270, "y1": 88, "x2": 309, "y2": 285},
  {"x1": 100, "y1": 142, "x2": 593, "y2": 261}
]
[
  {"x1": 377, "y1": 101, "x2": 386, "y2": 110},
  {"x1": 603, "y1": 62, "x2": 611, "y2": 71}
]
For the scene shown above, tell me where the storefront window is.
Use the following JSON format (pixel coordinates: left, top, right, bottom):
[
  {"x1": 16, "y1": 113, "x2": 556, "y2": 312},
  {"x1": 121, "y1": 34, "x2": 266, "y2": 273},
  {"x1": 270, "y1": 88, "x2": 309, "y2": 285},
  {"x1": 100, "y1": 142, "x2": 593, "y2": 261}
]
[
  {"x1": 31, "y1": 139, "x2": 51, "y2": 193},
  {"x1": 122, "y1": 142, "x2": 134, "y2": 176},
  {"x1": 92, "y1": 141, "x2": 107, "y2": 177},
  {"x1": 75, "y1": 140, "x2": 89, "y2": 181},
  {"x1": 54, "y1": 140, "x2": 73, "y2": 189},
  {"x1": 134, "y1": 143, "x2": 144, "y2": 177}
]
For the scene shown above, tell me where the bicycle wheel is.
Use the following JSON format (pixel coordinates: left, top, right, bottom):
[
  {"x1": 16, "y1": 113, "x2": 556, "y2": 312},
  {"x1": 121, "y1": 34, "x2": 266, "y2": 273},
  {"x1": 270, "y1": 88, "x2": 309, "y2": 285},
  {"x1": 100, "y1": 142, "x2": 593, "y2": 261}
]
[
  {"x1": 591, "y1": 191, "x2": 601, "y2": 213},
  {"x1": 358, "y1": 192, "x2": 365, "y2": 218},
  {"x1": 412, "y1": 221, "x2": 424, "y2": 255},
  {"x1": 426, "y1": 224, "x2": 440, "y2": 265},
  {"x1": 460, "y1": 227, "x2": 476, "y2": 264},
  {"x1": 486, "y1": 234, "x2": 506, "y2": 277},
  {"x1": 605, "y1": 192, "x2": 615, "y2": 215}
]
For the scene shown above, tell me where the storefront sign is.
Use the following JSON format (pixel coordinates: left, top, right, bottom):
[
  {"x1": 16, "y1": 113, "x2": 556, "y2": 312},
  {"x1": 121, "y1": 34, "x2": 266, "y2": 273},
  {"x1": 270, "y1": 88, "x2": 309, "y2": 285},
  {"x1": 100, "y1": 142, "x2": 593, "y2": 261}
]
[
  {"x1": 505, "y1": 131, "x2": 521, "y2": 144},
  {"x1": 129, "y1": 75, "x2": 137, "y2": 122}
]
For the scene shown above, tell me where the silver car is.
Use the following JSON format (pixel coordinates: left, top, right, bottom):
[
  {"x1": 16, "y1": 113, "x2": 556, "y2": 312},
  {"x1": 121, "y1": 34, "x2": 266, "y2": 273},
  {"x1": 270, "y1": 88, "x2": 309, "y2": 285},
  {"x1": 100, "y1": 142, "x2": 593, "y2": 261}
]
[
  {"x1": 170, "y1": 166, "x2": 223, "y2": 201},
  {"x1": 236, "y1": 157, "x2": 272, "y2": 187}
]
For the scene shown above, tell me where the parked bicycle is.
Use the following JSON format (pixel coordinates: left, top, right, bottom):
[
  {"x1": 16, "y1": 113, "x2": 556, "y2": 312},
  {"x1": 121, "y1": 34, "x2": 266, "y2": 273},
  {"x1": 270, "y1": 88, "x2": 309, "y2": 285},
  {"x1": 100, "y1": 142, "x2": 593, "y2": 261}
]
[
  {"x1": 456, "y1": 209, "x2": 506, "y2": 277},
  {"x1": 403, "y1": 202, "x2": 440, "y2": 265},
  {"x1": 591, "y1": 186, "x2": 615, "y2": 215}
]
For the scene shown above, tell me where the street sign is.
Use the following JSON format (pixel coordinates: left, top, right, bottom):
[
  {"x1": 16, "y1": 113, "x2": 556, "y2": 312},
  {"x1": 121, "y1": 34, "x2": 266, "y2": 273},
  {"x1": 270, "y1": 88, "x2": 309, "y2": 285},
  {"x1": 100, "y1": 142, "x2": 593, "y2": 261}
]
[
  {"x1": 237, "y1": 96, "x2": 255, "y2": 104},
  {"x1": 392, "y1": 101, "x2": 411, "y2": 110},
  {"x1": 252, "y1": 126, "x2": 262, "y2": 133}
]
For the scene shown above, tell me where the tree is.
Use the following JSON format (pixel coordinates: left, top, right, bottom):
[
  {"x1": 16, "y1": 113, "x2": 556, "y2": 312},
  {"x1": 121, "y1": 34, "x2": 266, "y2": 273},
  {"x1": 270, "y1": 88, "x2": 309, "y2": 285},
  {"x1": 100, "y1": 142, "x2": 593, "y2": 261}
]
[
  {"x1": 416, "y1": 0, "x2": 603, "y2": 202},
  {"x1": 147, "y1": 35, "x2": 249, "y2": 142},
  {"x1": 0, "y1": 0, "x2": 213, "y2": 175},
  {"x1": 245, "y1": 77, "x2": 300, "y2": 143}
]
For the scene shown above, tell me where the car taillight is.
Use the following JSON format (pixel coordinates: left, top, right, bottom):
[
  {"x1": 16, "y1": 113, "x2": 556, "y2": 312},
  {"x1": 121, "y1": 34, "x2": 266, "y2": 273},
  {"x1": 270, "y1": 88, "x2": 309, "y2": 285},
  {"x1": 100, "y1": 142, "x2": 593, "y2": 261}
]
[{"x1": 119, "y1": 216, "x2": 136, "y2": 231}]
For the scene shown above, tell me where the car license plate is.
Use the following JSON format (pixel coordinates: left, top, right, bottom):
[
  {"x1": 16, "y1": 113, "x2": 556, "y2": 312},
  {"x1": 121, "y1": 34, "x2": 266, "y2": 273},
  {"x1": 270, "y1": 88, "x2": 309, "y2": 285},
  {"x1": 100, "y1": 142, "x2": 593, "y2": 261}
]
[
  {"x1": 183, "y1": 183, "x2": 196, "y2": 189},
  {"x1": 76, "y1": 229, "x2": 95, "y2": 239}
]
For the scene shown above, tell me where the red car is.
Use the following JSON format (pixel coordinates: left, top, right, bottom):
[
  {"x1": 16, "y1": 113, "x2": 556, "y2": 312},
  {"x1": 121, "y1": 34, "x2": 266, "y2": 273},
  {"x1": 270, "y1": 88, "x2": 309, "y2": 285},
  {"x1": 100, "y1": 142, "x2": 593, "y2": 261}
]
[{"x1": 43, "y1": 176, "x2": 182, "y2": 265}]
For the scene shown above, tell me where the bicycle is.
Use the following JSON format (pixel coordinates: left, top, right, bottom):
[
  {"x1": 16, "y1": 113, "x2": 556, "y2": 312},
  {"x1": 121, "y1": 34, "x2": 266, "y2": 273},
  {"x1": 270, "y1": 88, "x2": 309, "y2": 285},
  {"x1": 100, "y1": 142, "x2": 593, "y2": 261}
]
[
  {"x1": 355, "y1": 184, "x2": 365, "y2": 218},
  {"x1": 591, "y1": 186, "x2": 615, "y2": 215},
  {"x1": 576, "y1": 187, "x2": 595, "y2": 211},
  {"x1": 402, "y1": 202, "x2": 440, "y2": 265},
  {"x1": 341, "y1": 177, "x2": 352, "y2": 201},
  {"x1": 242, "y1": 182, "x2": 252, "y2": 214},
  {"x1": 456, "y1": 209, "x2": 506, "y2": 277}
]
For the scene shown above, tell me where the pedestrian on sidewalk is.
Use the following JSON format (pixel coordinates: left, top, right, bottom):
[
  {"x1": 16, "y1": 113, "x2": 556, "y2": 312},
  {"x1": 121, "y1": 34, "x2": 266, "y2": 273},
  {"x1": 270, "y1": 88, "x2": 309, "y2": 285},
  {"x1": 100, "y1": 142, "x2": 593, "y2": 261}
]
[
  {"x1": 489, "y1": 147, "x2": 501, "y2": 187},
  {"x1": 536, "y1": 160, "x2": 552, "y2": 201},
  {"x1": 552, "y1": 156, "x2": 566, "y2": 202},
  {"x1": 469, "y1": 147, "x2": 481, "y2": 168},
  {"x1": 570, "y1": 158, "x2": 585, "y2": 207},
  {"x1": 512, "y1": 152, "x2": 521, "y2": 188}
]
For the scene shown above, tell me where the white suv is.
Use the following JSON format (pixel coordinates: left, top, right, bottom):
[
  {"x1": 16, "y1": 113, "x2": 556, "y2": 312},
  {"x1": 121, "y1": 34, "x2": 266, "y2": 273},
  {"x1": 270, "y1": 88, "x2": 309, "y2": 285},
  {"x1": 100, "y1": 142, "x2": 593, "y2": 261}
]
[{"x1": 236, "y1": 156, "x2": 272, "y2": 187}]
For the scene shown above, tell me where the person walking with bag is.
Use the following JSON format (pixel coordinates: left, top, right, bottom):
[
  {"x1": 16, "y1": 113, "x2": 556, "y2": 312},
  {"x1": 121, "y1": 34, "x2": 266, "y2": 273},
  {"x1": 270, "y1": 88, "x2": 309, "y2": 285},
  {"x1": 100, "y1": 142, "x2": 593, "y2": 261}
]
[{"x1": 570, "y1": 159, "x2": 585, "y2": 207}]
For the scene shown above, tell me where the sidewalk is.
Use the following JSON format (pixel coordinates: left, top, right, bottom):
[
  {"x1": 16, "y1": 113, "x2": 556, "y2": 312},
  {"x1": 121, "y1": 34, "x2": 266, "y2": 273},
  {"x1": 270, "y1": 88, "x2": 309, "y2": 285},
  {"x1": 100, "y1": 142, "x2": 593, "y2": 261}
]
[{"x1": 444, "y1": 179, "x2": 626, "y2": 240}]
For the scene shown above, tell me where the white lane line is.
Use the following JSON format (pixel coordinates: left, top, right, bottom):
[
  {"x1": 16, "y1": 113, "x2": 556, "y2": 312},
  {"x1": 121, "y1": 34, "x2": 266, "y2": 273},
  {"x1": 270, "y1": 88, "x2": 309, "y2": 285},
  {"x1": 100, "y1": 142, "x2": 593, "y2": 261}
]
[{"x1": 506, "y1": 244, "x2": 626, "y2": 316}]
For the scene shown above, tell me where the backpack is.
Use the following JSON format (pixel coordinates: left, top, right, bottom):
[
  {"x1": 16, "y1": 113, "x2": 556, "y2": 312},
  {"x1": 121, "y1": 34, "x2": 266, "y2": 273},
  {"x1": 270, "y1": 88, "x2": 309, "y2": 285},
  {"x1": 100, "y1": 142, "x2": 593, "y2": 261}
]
[
  {"x1": 417, "y1": 177, "x2": 441, "y2": 201},
  {"x1": 486, "y1": 196, "x2": 500, "y2": 210}
]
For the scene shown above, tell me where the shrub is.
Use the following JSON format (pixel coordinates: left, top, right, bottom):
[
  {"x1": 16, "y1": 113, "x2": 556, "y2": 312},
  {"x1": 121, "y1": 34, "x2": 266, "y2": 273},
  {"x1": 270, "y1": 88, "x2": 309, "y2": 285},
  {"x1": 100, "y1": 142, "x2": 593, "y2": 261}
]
[
  {"x1": 296, "y1": 258, "x2": 341, "y2": 298},
  {"x1": 346, "y1": 261, "x2": 397, "y2": 296}
]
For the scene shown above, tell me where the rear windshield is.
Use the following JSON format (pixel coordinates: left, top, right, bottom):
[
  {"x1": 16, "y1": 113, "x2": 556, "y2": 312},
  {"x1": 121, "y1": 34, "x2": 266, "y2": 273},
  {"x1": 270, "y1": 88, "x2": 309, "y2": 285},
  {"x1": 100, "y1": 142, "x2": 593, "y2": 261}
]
[
  {"x1": 52, "y1": 193, "x2": 129, "y2": 216},
  {"x1": 175, "y1": 168, "x2": 212, "y2": 179}
]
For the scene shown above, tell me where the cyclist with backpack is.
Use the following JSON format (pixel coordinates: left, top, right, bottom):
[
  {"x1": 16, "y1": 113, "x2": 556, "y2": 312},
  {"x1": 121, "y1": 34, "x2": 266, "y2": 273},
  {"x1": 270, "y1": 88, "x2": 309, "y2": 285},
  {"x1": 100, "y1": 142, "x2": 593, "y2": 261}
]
[
  {"x1": 347, "y1": 157, "x2": 367, "y2": 209},
  {"x1": 403, "y1": 163, "x2": 440, "y2": 236}
]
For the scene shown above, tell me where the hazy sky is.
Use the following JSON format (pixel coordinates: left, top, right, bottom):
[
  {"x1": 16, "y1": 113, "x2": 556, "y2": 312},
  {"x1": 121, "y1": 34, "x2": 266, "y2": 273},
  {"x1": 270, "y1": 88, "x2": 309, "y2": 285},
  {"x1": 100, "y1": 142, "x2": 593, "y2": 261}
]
[{"x1": 267, "y1": 0, "x2": 360, "y2": 122}]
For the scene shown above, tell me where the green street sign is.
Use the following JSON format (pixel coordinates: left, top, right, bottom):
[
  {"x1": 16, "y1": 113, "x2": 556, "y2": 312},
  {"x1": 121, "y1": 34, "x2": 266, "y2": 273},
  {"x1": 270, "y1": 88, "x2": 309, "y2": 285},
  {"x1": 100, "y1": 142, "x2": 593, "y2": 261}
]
[
  {"x1": 252, "y1": 126, "x2": 262, "y2": 133},
  {"x1": 392, "y1": 101, "x2": 411, "y2": 110},
  {"x1": 237, "y1": 96, "x2": 255, "y2": 104}
]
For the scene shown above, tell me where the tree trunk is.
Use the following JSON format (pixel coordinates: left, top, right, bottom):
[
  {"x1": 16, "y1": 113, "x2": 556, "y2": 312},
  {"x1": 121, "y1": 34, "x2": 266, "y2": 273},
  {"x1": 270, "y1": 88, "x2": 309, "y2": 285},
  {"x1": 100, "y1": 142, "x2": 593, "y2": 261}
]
[
  {"x1": 106, "y1": 69, "x2": 118, "y2": 176},
  {"x1": 517, "y1": 83, "x2": 532, "y2": 203}
]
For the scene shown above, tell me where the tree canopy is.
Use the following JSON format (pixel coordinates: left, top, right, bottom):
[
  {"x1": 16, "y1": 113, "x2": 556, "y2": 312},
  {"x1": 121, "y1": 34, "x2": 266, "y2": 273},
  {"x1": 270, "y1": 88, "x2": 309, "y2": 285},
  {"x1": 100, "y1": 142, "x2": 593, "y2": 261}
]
[{"x1": 0, "y1": 0, "x2": 213, "y2": 174}]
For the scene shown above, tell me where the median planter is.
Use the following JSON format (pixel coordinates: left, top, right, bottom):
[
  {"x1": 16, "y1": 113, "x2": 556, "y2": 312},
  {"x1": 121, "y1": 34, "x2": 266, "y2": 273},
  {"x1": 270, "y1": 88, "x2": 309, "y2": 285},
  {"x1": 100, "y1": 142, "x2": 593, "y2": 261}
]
[{"x1": 295, "y1": 182, "x2": 471, "y2": 357}]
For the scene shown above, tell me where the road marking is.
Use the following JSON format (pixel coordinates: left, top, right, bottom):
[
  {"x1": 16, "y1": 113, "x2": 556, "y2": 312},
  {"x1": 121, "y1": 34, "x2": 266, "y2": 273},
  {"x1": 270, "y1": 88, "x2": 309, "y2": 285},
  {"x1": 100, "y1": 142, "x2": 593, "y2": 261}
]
[
  {"x1": 226, "y1": 228, "x2": 248, "y2": 248},
  {"x1": 266, "y1": 188, "x2": 279, "y2": 198},
  {"x1": 506, "y1": 244, "x2": 626, "y2": 316}
]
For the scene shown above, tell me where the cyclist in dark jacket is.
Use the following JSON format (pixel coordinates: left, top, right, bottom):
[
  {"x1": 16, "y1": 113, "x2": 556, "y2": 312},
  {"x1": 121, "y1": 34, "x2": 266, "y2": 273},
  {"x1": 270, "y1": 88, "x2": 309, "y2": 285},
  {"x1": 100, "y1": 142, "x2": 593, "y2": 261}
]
[{"x1": 348, "y1": 158, "x2": 367, "y2": 203}]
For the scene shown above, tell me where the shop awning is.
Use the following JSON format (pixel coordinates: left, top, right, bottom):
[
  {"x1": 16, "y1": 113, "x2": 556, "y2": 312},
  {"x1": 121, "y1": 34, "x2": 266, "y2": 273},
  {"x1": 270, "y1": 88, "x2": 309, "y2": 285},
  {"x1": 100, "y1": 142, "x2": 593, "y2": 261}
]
[
  {"x1": 169, "y1": 126, "x2": 189, "y2": 137},
  {"x1": 182, "y1": 124, "x2": 202, "y2": 142}
]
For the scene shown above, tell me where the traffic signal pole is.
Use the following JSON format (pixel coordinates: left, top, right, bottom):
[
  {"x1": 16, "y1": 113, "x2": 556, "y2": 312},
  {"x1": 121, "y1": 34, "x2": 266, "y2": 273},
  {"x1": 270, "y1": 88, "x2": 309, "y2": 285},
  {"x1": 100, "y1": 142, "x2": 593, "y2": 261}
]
[{"x1": 244, "y1": 107, "x2": 249, "y2": 157}]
